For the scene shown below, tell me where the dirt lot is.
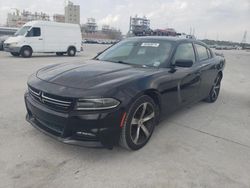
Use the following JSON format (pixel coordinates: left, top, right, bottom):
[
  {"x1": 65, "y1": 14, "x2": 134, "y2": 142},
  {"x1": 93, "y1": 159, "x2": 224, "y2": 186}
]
[{"x1": 0, "y1": 45, "x2": 250, "y2": 188}]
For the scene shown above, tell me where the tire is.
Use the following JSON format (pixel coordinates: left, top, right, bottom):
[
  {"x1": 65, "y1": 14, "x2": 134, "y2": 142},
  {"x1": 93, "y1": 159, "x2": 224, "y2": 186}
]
[
  {"x1": 120, "y1": 95, "x2": 158, "y2": 150},
  {"x1": 67, "y1": 47, "x2": 76, "y2": 57},
  {"x1": 204, "y1": 74, "x2": 222, "y2": 103},
  {"x1": 20, "y1": 46, "x2": 32, "y2": 58},
  {"x1": 10, "y1": 52, "x2": 20, "y2": 57},
  {"x1": 56, "y1": 52, "x2": 64, "y2": 56}
]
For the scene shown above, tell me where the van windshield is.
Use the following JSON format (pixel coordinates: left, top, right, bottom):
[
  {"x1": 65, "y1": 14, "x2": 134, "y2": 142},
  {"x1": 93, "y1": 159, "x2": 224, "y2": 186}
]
[{"x1": 14, "y1": 26, "x2": 31, "y2": 36}]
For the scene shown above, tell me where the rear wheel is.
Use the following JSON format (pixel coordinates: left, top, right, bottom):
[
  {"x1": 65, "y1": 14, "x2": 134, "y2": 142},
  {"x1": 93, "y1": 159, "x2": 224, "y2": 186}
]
[
  {"x1": 67, "y1": 47, "x2": 76, "y2": 56},
  {"x1": 204, "y1": 75, "x2": 221, "y2": 103},
  {"x1": 20, "y1": 46, "x2": 32, "y2": 58},
  {"x1": 120, "y1": 95, "x2": 157, "y2": 150},
  {"x1": 10, "y1": 52, "x2": 20, "y2": 57}
]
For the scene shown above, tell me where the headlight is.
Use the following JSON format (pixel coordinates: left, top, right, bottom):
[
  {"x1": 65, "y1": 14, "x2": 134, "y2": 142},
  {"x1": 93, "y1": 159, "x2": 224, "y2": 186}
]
[
  {"x1": 76, "y1": 98, "x2": 120, "y2": 110},
  {"x1": 9, "y1": 42, "x2": 18, "y2": 47}
]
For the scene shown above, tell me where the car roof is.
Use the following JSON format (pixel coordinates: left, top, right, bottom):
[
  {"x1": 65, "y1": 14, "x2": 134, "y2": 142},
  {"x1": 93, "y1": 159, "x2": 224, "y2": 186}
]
[{"x1": 125, "y1": 36, "x2": 207, "y2": 46}]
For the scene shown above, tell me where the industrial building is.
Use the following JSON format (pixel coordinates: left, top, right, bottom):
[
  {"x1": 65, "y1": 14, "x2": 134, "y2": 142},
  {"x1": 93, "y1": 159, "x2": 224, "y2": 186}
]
[
  {"x1": 81, "y1": 18, "x2": 122, "y2": 40},
  {"x1": 7, "y1": 10, "x2": 50, "y2": 27},
  {"x1": 128, "y1": 15, "x2": 178, "y2": 37},
  {"x1": 128, "y1": 15, "x2": 152, "y2": 36},
  {"x1": 65, "y1": 1, "x2": 80, "y2": 24},
  {"x1": 81, "y1": 18, "x2": 98, "y2": 33},
  {"x1": 5, "y1": 1, "x2": 80, "y2": 27},
  {"x1": 53, "y1": 14, "x2": 65, "y2": 23}
]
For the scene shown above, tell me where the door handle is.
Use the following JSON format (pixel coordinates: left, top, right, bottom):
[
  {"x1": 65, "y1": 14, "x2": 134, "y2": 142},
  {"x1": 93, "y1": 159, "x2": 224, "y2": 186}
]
[{"x1": 38, "y1": 38, "x2": 43, "y2": 40}]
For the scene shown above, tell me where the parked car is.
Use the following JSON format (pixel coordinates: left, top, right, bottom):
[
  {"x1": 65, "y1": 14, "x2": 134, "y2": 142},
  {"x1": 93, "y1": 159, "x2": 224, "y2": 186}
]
[
  {"x1": 25, "y1": 36, "x2": 225, "y2": 150},
  {"x1": 0, "y1": 35, "x2": 10, "y2": 51},
  {"x1": 4, "y1": 21, "x2": 81, "y2": 57}
]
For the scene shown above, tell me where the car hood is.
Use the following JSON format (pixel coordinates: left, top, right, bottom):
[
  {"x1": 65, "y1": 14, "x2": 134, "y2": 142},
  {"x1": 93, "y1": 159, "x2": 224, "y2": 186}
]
[{"x1": 36, "y1": 60, "x2": 157, "y2": 89}]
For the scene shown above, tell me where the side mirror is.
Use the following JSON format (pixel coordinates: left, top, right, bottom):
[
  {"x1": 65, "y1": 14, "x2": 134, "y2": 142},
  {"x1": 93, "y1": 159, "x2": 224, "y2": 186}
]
[
  {"x1": 26, "y1": 31, "x2": 31, "y2": 37},
  {"x1": 26, "y1": 30, "x2": 33, "y2": 37},
  {"x1": 175, "y1": 59, "x2": 193, "y2": 68}
]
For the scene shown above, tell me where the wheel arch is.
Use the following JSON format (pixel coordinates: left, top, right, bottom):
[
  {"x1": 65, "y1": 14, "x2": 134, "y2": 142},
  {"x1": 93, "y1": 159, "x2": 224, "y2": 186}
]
[
  {"x1": 143, "y1": 89, "x2": 162, "y2": 110},
  {"x1": 126, "y1": 89, "x2": 162, "y2": 122},
  {"x1": 20, "y1": 45, "x2": 33, "y2": 53},
  {"x1": 67, "y1": 45, "x2": 76, "y2": 51}
]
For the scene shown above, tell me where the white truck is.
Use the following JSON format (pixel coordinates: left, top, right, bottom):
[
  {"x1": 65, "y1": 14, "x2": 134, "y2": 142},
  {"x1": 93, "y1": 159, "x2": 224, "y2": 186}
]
[{"x1": 4, "y1": 21, "x2": 81, "y2": 57}]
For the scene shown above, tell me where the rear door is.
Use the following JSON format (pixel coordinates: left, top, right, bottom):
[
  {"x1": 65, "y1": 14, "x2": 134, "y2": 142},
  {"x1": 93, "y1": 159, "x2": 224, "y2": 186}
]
[
  {"x1": 194, "y1": 43, "x2": 217, "y2": 99},
  {"x1": 26, "y1": 27, "x2": 44, "y2": 52}
]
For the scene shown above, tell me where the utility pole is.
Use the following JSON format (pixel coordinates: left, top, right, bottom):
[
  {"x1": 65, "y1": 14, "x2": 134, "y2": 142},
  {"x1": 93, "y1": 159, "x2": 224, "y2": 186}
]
[{"x1": 241, "y1": 31, "x2": 247, "y2": 49}]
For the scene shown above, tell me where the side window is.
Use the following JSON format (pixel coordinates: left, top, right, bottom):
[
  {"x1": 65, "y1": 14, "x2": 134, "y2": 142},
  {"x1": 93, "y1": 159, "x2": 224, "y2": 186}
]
[
  {"x1": 207, "y1": 48, "x2": 212, "y2": 58},
  {"x1": 28, "y1": 27, "x2": 41, "y2": 37},
  {"x1": 174, "y1": 43, "x2": 196, "y2": 63},
  {"x1": 195, "y1": 44, "x2": 209, "y2": 61}
]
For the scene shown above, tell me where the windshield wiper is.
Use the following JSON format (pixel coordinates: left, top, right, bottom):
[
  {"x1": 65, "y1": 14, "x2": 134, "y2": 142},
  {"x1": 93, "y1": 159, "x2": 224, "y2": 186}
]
[
  {"x1": 100, "y1": 60, "x2": 156, "y2": 68},
  {"x1": 116, "y1": 61, "x2": 132, "y2": 65}
]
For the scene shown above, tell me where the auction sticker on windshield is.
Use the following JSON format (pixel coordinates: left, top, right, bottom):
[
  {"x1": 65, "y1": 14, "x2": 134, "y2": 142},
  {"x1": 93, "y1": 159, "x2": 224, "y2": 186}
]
[{"x1": 141, "y1": 43, "x2": 160, "y2": 47}]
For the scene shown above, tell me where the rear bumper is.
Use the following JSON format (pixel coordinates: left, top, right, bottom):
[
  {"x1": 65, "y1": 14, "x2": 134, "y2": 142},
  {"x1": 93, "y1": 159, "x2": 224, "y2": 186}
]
[{"x1": 24, "y1": 92, "x2": 123, "y2": 149}]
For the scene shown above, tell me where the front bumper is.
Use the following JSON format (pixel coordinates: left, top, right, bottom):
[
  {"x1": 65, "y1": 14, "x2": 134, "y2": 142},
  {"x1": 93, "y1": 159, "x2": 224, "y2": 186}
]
[
  {"x1": 3, "y1": 44, "x2": 21, "y2": 53},
  {"x1": 24, "y1": 92, "x2": 124, "y2": 149}
]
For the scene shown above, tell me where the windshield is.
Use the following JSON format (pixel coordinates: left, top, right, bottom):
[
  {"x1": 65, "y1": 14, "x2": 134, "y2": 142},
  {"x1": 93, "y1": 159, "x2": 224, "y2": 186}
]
[
  {"x1": 14, "y1": 26, "x2": 31, "y2": 36},
  {"x1": 97, "y1": 39, "x2": 173, "y2": 67}
]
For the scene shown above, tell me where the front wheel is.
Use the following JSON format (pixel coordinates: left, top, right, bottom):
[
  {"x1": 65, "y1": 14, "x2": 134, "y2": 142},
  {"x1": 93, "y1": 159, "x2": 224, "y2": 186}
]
[
  {"x1": 204, "y1": 75, "x2": 221, "y2": 103},
  {"x1": 20, "y1": 46, "x2": 32, "y2": 58},
  {"x1": 120, "y1": 95, "x2": 158, "y2": 150}
]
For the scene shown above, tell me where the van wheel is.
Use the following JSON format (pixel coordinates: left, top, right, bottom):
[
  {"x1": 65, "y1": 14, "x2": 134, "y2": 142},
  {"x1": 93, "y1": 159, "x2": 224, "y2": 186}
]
[
  {"x1": 10, "y1": 52, "x2": 20, "y2": 57},
  {"x1": 67, "y1": 47, "x2": 76, "y2": 56},
  {"x1": 56, "y1": 52, "x2": 64, "y2": 56},
  {"x1": 21, "y1": 46, "x2": 32, "y2": 58}
]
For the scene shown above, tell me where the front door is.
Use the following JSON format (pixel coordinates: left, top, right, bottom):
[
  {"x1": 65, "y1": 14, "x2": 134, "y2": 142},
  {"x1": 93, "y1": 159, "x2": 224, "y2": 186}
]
[
  {"x1": 172, "y1": 42, "x2": 201, "y2": 105},
  {"x1": 26, "y1": 27, "x2": 43, "y2": 52}
]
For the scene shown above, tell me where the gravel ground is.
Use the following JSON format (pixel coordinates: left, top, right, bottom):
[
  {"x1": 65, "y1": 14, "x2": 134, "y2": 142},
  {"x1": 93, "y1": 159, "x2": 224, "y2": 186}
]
[{"x1": 0, "y1": 45, "x2": 250, "y2": 188}]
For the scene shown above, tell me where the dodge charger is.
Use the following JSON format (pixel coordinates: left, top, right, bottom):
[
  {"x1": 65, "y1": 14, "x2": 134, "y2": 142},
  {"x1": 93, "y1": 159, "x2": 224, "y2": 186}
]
[{"x1": 25, "y1": 36, "x2": 225, "y2": 150}]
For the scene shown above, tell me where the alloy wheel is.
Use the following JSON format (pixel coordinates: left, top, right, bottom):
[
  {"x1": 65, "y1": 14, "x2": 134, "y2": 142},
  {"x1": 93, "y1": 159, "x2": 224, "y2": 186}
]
[
  {"x1": 211, "y1": 76, "x2": 221, "y2": 101},
  {"x1": 130, "y1": 102, "x2": 155, "y2": 145}
]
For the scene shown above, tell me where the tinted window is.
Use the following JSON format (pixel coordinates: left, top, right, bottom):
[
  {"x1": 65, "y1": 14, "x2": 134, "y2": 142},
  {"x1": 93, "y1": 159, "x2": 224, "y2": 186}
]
[
  {"x1": 196, "y1": 44, "x2": 209, "y2": 61},
  {"x1": 28, "y1": 27, "x2": 41, "y2": 37},
  {"x1": 174, "y1": 43, "x2": 195, "y2": 63}
]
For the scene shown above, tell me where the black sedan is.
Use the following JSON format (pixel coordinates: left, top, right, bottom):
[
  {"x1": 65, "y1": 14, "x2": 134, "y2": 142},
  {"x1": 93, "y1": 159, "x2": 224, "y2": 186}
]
[{"x1": 25, "y1": 37, "x2": 225, "y2": 150}]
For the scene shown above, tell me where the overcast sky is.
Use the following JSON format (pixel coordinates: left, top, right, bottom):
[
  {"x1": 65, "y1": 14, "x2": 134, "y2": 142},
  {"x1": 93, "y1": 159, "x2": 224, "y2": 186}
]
[{"x1": 0, "y1": 0, "x2": 249, "y2": 42}]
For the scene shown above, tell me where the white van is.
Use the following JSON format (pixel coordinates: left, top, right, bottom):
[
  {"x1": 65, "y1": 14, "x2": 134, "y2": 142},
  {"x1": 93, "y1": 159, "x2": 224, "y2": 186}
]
[{"x1": 4, "y1": 21, "x2": 81, "y2": 57}]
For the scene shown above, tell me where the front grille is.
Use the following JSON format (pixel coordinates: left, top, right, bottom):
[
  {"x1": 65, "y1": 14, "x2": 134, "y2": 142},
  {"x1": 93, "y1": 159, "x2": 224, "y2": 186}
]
[
  {"x1": 28, "y1": 86, "x2": 74, "y2": 112},
  {"x1": 3, "y1": 43, "x2": 10, "y2": 48}
]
